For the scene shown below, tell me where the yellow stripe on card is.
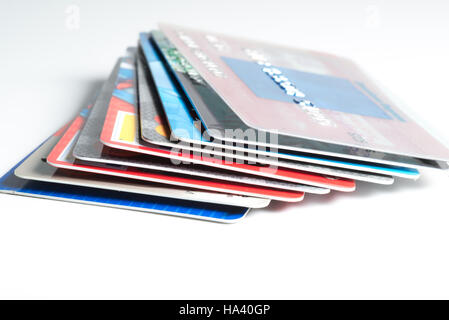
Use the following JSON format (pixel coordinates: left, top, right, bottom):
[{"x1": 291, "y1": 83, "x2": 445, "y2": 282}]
[{"x1": 119, "y1": 114, "x2": 136, "y2": 142}]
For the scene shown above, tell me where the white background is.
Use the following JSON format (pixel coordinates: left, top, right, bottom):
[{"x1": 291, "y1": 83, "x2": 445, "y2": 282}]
[{"x1": 0, "y1": 0, "x2": 449, "y2": 299}]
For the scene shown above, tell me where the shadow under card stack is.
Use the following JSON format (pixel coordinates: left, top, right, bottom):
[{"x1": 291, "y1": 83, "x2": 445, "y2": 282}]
[{"x1": 2, "y1": 24, "x2": 448, "y2": 223}]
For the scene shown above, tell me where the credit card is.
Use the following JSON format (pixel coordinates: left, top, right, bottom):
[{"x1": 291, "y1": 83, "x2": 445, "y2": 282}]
[
  {"x1": 157, "y1": 24, "x2": 449, "y2": 168},
  {"x1": 0, "y1": 139, "x2": 250, "y2": 224},
  {"x1": 140, "y1": 32, "x2": 408, "y2": 182},
  {"x1": 94, "y1": 56, "x2": 355, "y2": 191}
]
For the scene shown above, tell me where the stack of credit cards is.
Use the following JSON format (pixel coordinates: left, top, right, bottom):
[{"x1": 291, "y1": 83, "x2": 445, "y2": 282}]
[{"x1": 2, "y1": 24, "x2": 449, "y2": 223}]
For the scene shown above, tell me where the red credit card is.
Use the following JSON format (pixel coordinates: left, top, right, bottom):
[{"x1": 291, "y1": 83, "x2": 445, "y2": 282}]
[{"x1": 47, "y1": 115, "x2": 306, "y2": 202}]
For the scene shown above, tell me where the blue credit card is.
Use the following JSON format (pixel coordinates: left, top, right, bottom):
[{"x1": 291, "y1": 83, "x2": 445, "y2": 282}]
[
  {"x1": 0, "y1": 139, "x2": 248, "y2": 223},
  {"x1": 139, "y1": 33, "x2": 419, "y2": 179},
  {"x1": 139, "y1": 33, "x2": 203, "y2": 142}
]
